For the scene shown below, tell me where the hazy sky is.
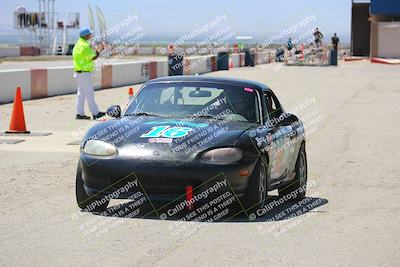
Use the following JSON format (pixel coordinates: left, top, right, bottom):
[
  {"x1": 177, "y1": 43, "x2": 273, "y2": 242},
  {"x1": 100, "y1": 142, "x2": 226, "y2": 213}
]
[{"x1": 0, "y1": 0, "x2": 352, "y2": 39}]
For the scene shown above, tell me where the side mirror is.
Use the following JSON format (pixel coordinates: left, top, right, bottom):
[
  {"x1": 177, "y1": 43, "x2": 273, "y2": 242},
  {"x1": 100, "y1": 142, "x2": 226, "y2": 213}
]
[
  {"x1": 280, "y1": 113, "x2": 298, "y2": 125},
  {"x1": 106, "y1": 105, "x2": 121, "y2": 118}
]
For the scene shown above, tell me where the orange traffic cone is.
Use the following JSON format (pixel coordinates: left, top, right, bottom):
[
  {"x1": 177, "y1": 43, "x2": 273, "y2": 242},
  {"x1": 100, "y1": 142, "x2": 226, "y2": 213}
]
[
  {"x1": 229, "y1": 61, "x2": 234, "y2": 69},
  {"x1": 6, "y1": 87, "x2": 30, "y2": 134},
  {"x1": 128, "y1": 87, "x2": 134, "y2": 101}
]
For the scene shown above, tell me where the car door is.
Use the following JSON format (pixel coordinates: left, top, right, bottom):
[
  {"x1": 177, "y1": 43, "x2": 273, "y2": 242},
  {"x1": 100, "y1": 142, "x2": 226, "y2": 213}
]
[{"x1": 264, "y1": 92, "x2": 296, "y2": 183}]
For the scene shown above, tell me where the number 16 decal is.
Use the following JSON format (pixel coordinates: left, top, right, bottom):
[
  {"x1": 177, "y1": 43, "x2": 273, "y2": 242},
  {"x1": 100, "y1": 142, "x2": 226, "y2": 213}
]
[{"x1": 141, "y1": 126, "x2": 193, "y2": 138}]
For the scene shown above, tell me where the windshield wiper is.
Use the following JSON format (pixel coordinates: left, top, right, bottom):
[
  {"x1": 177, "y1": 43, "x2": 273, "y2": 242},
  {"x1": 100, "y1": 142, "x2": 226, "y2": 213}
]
[{"x1": 125, "y1": 112, "x2": 170, "y2": 117}]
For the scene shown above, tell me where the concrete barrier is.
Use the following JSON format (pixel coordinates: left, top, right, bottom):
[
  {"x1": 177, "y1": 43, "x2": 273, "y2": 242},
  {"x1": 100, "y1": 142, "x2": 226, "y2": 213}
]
[
  {"x1": 210, "y1": 55, "x2": 217, "y2": 71},
  {"x1": 155, "y1": 60, "x2": 169, "y2": 77},
  {"x1": 230, "y1": 54, "x2": 240, "y2": 68},
  {"x1": 239, "y1": 53, "x2": 245, "y2": 66},
  {"x1": 0, "y1": 67, "x2": 103, "y2": 103},
  {"x1": 47, "y1": 67, "x2": 76, "y2": 96},
  {"x1": 101, "y1": 65, "x2": 112, "y2": 89},
  {"x1": 92, "y1": 70, "x2": 102, "y2": 90},
  {"x1": 0, "y1": 47, "x2": 21, "y2": 58},
  {"x1": 111, "y1": 61, "x2": 151, "y2": 87},
  {"x1": 31, "y1": 68, "x2": 47, "y2": 99},
  {"x1": 183, "y1": 55, "x2": 213, "y2": 75},
  {"x1": 0, "y1": 69, "x2": 31, "y2": 103},
  {"x1": 101, "y1": 60, "x2": 164, "y2": 89}
]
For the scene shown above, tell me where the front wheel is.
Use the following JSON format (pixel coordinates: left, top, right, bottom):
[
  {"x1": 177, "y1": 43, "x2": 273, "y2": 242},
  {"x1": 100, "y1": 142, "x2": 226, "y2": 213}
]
[
  {"x1": 243, "y1": 157, "x2": 268, "y2": 213},
  {"x1": 76, "y1": 162, "x2": 109, "y2": 212},
  {"x1": 279, "y1": 143, "x2": 307, "y2": 201}
]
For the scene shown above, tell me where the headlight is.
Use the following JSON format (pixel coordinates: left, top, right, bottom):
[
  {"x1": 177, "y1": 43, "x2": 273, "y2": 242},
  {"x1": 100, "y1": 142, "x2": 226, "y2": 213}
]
[
  {"x1": 83, "y1": 140, "x2": 117, "y2": 156},
  {"x1": 201, "y1": 147, "x2": 243, "y2": 163}
]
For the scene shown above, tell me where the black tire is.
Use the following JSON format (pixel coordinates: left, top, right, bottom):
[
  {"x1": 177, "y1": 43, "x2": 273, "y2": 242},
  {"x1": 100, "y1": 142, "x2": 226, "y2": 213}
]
[
  {"x1": 243, "y1": 157, "x2": 268, "y2": 213},
  {"x1": 76, "y1": 162, "x2": 109, "y2": 212},
  {"x1": 278, "y1": 143, "x2": 307, "y2": 201}
]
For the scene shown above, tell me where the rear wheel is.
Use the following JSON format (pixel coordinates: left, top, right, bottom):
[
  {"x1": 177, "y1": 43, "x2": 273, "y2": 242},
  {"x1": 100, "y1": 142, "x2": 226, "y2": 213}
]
[
  {"x1": 76, "y1": 162, "x2": 109, "y2": 212},
  {"x1": 278, "y1": 143, "x2": 307, "y2": 201},
  {"x1": 243, "y1": 157, "x2": 268, "y2": 213}
]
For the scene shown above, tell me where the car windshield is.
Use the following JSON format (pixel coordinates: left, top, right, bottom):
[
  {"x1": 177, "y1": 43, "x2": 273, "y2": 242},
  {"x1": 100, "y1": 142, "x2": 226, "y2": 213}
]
[{"x1": 125, "y1": 82, "x2": 260, "y2": 123}]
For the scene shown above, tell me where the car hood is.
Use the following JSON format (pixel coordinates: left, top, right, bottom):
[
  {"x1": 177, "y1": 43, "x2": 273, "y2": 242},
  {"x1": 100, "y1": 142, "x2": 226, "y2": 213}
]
[{"x1": 83, "y1": 116, "x2": 255, "y2": 157}]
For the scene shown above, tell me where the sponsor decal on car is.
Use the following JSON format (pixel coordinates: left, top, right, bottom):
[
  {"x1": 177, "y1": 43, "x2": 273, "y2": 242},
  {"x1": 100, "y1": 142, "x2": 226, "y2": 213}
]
[
  {"x1": 148, "y1": 138, "x2": 173, "y2": 144},
  {"x1": 244, "y1": 87, "x2": 254, "y2": 93}
]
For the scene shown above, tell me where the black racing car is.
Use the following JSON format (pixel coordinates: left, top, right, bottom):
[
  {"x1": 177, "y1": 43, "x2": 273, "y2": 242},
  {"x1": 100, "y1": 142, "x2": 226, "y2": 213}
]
[{"x1": 76, "y1": 76, "x2": 307, "y2": 214}]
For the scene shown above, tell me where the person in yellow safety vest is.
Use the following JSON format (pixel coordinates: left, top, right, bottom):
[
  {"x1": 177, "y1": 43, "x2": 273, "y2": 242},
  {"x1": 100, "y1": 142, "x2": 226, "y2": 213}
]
[{"x1": 73, "y1": 28, "x2": 105, "y2": 120}]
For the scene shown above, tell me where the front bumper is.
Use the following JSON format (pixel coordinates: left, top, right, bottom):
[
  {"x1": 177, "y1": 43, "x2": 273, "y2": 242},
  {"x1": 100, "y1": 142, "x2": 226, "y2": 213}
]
[{"x1": 80, "y1": 152, "x2": 258, "y2": 202}]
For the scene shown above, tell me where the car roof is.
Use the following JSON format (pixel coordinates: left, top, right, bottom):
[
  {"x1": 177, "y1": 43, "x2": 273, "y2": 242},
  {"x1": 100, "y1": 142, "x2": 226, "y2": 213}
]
[{"x1": 145, "y1": 75, "x2": 272, "y2": 92}]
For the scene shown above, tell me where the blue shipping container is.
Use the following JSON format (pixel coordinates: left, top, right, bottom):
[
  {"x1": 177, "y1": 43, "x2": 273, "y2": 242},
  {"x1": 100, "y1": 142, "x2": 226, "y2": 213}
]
[{"x1": 371, "y1": 0, "x2": 400, "y2": 15}]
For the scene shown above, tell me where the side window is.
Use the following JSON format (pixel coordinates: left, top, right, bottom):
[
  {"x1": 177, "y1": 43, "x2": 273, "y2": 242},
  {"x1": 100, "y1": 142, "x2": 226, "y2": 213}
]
[{"x1": 264, "y1": 92, "x2": 283, "y2": 119}]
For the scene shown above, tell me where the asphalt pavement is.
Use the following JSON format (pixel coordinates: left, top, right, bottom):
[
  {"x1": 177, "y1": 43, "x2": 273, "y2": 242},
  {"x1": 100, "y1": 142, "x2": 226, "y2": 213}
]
[{"x1": 0, "y1": 61, "x2": 399, "y2": 266}]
